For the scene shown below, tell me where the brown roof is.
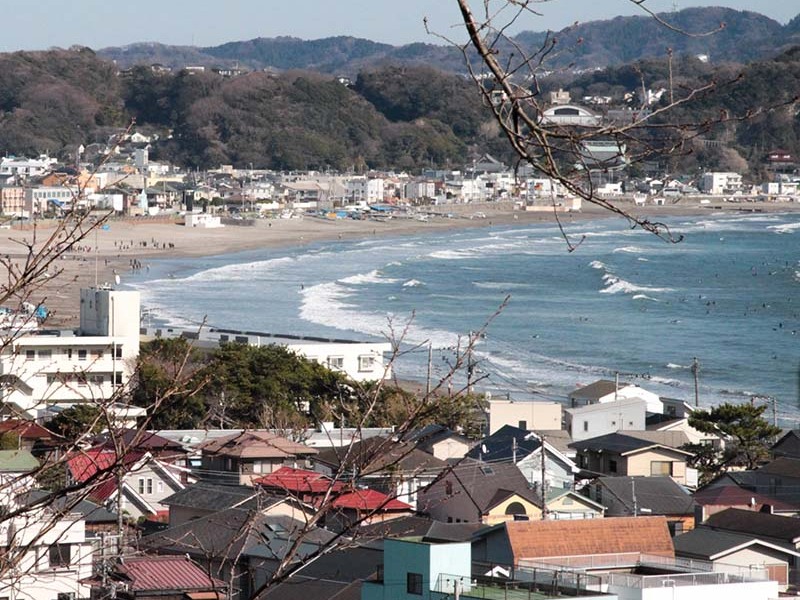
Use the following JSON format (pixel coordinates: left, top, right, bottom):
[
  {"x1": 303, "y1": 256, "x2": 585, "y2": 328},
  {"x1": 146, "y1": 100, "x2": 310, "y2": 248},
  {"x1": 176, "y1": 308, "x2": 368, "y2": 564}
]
[
  {"x1": 503, "y1": 516, "x2": 674, "y2": 561},
  {"x1": 200, "y1": 431, "x2": 317, "y2": 459},
  {"x1": 115, "y1": 555, "x2": 225, "y2": 592},
  {"x1": 316, "y1": 436, "x2": 446, "y2": 476}
]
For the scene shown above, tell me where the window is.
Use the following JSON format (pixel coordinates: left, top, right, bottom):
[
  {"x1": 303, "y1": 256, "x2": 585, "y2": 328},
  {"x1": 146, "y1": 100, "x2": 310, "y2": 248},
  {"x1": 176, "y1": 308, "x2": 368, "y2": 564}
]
[
  {"x1": 138, "y1": 478, "x2": 145, "y2": 494},
  {"x1": 115, "y1": 346, "x2": 123, "y2": 359},
  {"x1": 407, "y1": 572, "x2": 423, "y2": 595},
  {"x1": 252, "y1": 460, "x2": 265, "y2": 474},
  {"x1": 445, "y1": 480, "x2": 453, "y2": 496},
  {"x1": 114, "y1": 372, "x2": 123, "y2": 385},
  {"x1": 609, "y1": 459, "x2": 618, "y2": 473},
  {"x1": 505, "y1": 501, "x2": 527, "y2": 516},
  {"x1": 358, "y1": 355, "x2": 374, "y2": 372},
  {"x1": 328, "y1": 356, "x2": 344, "y2": 370},
  {"x1": 66, "y1": 348, "x2": 73, "y2": 359},
  {"x1": 146, "y1": 478, "x2": 153, "y2": 494},
  {"x1": 583, "y1": 421, "x2": 588, "y2": 432},
  {"x1": 25, "y1": 350, "x2": 35, "y2": 361},
  {"x1": 38, "y1": 349, "x2": 52, "y2": 360},
  {"x1": 518, "y1": 420, "x2": 527, "y2": 430},
  {"x1": 77, "y1": 349, "x2": 87, "y2": 361},
  {"x1": 49, "y1": 544, "x2": 70, "y2": 568},
  {"x1": 651, "y1": 461, "x2": 673, "y2": 477}
]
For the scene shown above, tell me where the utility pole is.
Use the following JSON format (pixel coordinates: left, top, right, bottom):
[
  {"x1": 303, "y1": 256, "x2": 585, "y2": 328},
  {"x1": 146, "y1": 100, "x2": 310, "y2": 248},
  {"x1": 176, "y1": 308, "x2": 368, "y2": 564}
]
[
  {"x1": 691, "y1": 357, "x2": 700, "y2": 407},
  {"x1": 540, "y1": 434, "x2": 548, "y2": 521},
  {"x1": 632, "y1": 477, "x2": 638, "y2": 517},
  {"x1": 614, "y1": 372, "x2": 619, "y2": 402},
  {"x1": 425, "y1": 343, "x2": 432, "y2": 397},
  {"x1": 512, "y1": 437, "x2": 517, "y2": 464},
  {"x1": 466, "y1": 332, "x2": 475, "y2": 395}
]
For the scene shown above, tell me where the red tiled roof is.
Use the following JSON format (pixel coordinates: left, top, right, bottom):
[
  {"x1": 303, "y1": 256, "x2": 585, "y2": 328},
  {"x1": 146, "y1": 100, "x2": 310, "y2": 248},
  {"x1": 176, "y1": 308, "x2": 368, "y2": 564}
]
[
  {"x1": 66, "y1": 447, "x2": 145, "y2": 482},
  {"x1": 255, "y1": 466, "x2": 343, "y2": 494},
  {"x1": 503, "y1": 516, "x2": 674, "y2": 561},
  {"x1": 332, "y1": 489, "x2": 412, "y2": 512},
  {"x1": 116, "y1": 555, "x2": 225, "y2": 592}
]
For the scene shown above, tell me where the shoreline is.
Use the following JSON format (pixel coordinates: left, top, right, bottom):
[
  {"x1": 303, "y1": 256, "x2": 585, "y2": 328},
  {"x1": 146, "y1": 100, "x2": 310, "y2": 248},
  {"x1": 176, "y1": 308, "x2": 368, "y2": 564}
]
[{"x1": 1, "y1": 201, "x2": 799, "y2": 327}]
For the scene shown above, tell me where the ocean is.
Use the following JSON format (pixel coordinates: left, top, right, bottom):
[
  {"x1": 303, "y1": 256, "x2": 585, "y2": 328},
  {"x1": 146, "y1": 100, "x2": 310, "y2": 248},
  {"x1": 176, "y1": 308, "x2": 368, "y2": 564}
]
[{"x1": 127, "y1": 211, "x2": 800, "y2": 424}]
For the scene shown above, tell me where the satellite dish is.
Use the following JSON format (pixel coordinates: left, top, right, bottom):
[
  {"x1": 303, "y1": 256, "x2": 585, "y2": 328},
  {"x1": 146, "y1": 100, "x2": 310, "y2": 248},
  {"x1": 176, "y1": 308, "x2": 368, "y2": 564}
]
[{"x1": 114, "y1": 274, "x2": 121, "y2": 286}]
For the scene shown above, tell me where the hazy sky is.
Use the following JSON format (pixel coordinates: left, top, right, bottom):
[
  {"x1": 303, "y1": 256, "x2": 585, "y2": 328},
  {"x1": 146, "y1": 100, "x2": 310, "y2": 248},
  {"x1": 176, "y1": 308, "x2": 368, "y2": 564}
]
[{"x1": 1, "y1": 0, "x2": 796, "y2": 52}]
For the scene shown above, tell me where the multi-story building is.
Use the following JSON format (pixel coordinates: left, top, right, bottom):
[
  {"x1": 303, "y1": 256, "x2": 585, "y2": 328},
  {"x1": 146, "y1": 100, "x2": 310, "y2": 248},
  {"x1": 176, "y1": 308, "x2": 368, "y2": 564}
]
[
  {"x1": 0, "y1": 185, "x2": 25, "y2": 216},
  {"x1": 0, "y1": 287, "x2": 141, "y2": 419}
]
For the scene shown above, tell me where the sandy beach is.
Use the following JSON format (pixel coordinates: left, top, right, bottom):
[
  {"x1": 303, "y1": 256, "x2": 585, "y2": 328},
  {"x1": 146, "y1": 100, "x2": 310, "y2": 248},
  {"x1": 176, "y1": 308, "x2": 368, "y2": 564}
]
[{"x1": 1, "y1": 200, "x2": 798, "y2": 328}]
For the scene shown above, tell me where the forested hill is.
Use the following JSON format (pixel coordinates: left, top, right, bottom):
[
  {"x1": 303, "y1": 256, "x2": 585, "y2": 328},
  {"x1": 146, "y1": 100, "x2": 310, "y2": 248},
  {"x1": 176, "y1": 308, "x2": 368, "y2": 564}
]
[
  {"x1": 98, "y1": 7, "x2": 800, "y2": 74},
  {"x1": 2, "y1": 42, "x2": 800, "y2": 173}
]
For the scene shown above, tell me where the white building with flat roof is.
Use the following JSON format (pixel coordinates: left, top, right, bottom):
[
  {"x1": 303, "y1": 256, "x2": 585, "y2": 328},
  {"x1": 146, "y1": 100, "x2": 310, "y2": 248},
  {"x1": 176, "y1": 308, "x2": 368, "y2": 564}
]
[{"x1": 0, "y1": 288, "x2": 141, "y2": 419}]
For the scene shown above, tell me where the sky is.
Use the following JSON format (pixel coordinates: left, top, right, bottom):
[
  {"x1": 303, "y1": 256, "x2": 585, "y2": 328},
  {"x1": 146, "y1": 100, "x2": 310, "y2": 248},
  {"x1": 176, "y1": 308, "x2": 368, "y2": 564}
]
[{"x1": 1, "y1": 0, "x2": 797, "y2": 52}]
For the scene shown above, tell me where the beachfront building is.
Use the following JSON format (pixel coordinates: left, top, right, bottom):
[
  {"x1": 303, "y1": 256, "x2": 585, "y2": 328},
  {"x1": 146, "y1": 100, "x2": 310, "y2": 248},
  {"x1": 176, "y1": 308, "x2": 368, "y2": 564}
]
[
  {"x1": 0, "y1": 287, "x2": 142, "y2": 420},
  {"x1": 144, "y1": 326, "x2": 392, "y2": 382},
  {"x1": 699, "y1": 171, "x2": 743, "y2": 195},
  {"x1": 0, "y1": 155, "x2": 58, "y2": 179}
]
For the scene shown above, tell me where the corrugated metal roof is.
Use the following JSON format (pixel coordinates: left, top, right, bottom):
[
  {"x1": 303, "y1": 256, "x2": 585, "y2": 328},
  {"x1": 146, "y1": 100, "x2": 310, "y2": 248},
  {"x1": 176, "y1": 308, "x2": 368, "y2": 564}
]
[{"x1": 116, "y1": 555, "x2": 225, "y2": 592}]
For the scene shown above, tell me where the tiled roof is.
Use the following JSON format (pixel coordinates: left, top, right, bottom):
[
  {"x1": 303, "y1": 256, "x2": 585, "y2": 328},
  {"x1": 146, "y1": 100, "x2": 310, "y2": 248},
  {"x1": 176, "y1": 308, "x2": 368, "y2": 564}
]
[
  {"x1": 596, "y1": 476, "x2": 695, "y2": 516},
  {"x1": 162, "y1": 483, "x2": 259, "y2": 511},
  {"x1": 332, "y1": 489, "x2": 412, "y2": 512},
  {"x1": 200, "y1": 430, "x2": 317, "y2": 459},
  {"x1": 115, "y1": 555, "x2": 225, "y2": 592},
  {"x1": 255, "y1": 466, "x2": 343, "y2": 494},
  {"x1": 66, "y1": 447, "x2": 145, "y2": 482},
  {"x1": 704, "y1": 508, "x2": 800, "y2": 542},
  {"x1": 0, "y1": 419, "x2": 59, "y2": 441},
  {"x1": 500, "y1": 515, "x2": 674, "y2": 561},
  {"x1": 758, "y1": 457, "x2": 800, "y2": 478},
  {"x1": 569, "y1": 433, "x2": 691, "y2": 456},
  {"x1": 316, "y1": 436, "x2": 447, "y2": 475},
  {"x1": 674, "y1": 526, "x2": 800, "y2": 560},
  {"x1": 465, "y1": 425, "x2": 541, "y2": 463},
  {"x1": 693, "y1": 485, "x2": 793, "y2": 510},
  {"x1": 569, "y1": 380, "x2": 619, "y2": 400}
]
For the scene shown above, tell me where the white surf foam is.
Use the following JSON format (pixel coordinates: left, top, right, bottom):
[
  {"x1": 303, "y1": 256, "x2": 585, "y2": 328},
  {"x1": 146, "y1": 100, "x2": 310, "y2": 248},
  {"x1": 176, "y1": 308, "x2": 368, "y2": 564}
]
[{"x1": 768, "y1": 222, "x2": 800, "y2": 234}]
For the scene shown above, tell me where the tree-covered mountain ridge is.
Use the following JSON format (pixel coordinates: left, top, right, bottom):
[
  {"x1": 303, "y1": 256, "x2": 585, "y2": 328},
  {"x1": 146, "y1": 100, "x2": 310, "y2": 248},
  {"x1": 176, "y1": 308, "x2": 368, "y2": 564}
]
[{"x1": 97, "y1": 7, "x2": 800, "y2": 74}]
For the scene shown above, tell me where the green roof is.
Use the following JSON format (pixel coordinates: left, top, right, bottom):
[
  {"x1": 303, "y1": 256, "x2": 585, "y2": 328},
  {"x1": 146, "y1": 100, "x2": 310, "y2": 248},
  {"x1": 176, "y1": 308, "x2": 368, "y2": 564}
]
[{"x1": 0, "y1": 450, "x2": 39, "y2": 472}]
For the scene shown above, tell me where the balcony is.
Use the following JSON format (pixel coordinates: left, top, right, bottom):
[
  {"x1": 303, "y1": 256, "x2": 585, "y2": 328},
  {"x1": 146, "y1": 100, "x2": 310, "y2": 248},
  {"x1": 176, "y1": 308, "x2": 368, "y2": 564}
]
[{"x1": 436, "y1": 570, "x2": 608, "y2": 600}]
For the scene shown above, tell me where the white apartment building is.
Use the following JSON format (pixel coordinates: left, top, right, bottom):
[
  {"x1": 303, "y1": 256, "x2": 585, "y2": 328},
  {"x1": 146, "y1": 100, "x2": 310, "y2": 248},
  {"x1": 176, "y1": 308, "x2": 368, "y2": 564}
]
[
  {"x1": 0, "y1": 508, "x2": 93, "y2": 600},
  {"x1": 0, "y1": 288, "x2": 141, "y2": 419},
  {"x1": 404, "y1": 180, "x2": 436, "y2": 201},
  {"x1": 345, "y1": 177, "x2": 385, "y2": 203},
  {"x1": 144, "y1": 327, "x2": 392, "y2": 382},
  {"x1": 0, "y1": 156, "x2": 58, "y2": 179},
  {"x1": 699, "y1": 172, "x2": 743, "y2": 195}
]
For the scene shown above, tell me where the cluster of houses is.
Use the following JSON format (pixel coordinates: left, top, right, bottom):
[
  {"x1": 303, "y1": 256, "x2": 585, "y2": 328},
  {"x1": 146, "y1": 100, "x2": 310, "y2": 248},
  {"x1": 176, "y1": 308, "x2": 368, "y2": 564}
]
[
  {"x1": 1, "y1": 98, "x2": 798, "y2": 224},
  {"x1": 2, "y1": 285, "x2": 800, "y2": 599}
]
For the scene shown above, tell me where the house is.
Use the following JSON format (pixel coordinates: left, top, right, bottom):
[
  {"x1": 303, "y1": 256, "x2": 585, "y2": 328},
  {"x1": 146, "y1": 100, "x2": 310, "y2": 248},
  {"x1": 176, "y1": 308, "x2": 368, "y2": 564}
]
[
  {"x1": 645, "y1": 412, "x2": 721, "y2": 447},
  {"x1": 466, "y1": 425, "x2": 578, "y2": 493},
  {"x1": 0, "y1": 449, "x2": 39, "y2": 506},
  {"x1": 568, "y1": 379, "x2": 662, "y2": 413},
  {"x1": 699, "y1": 172, "x2": 743, "y2": 195},
  {"x1": 584, "y1": 476, "x2": 695, "y2": 535},
  {"x1": 486, "y1": 399, "x2": 561, "y2": 434},
  {"x1": 328, "y1": 489, "x2": 414, "y2": 531},
  {"x1": 0, "y1": 419, "x2": 61, "y2": 452},
  {"x1": 467, "y1": 516, "x2": 779, "y2": 599},
  {"x1": 570, "y1": 432, "x2": 694, "y2": 486},
  {"x1": 101, "y1": 555, "x2": 227, "y2": 600},
  {"x1": 564, "y1": 398, "x2": 647, "y2": 442},
  {"x1": 199, "y1": 430, "x2": 318, "y2": 486},
  {"x1": 702, "y1": 508, "x2": 800, "y2": 551},
  {"x1": 673, "y1": 526, "x2": 800, "y2": 590},
  {"x1": 142, "y1": 509, "x2": 335, "y2": 600},
  {"x1": 693, "y1": 484, "x2": 797, "y2": 522},
  {"x1": 66, "y1": 447, "x2": 185, "y2": 520},
  {"x1": 315, "y1": 437, "x2": 447, "y2": 510},
  {"x1": 771, "y1": 430, "x2": 800, "y2": 459},
  {"x1": 700, "y1": 457, "x2": 800, "y2": 508},
  {"x1": 162, "y1": 482, "x2": 270, "y2": 528},
  {"x1": 471, "y1": 516, "x2": 675, "y2": 566},
  {"x1": 418, "y1": 458, "x2": 543, "y2": 525},
  {"x1": 255, "y1": 466, "x2": 343, "y2": 504},
  {"x1": 405, "y1": 425, "x2": 471, "y2": 460}
]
